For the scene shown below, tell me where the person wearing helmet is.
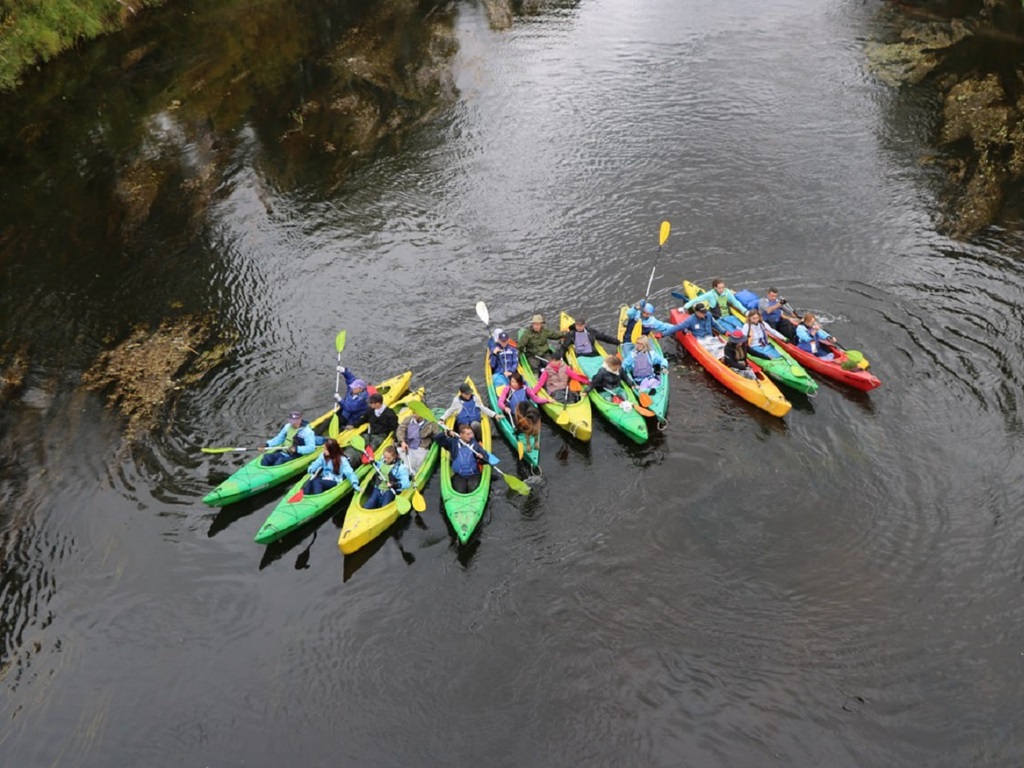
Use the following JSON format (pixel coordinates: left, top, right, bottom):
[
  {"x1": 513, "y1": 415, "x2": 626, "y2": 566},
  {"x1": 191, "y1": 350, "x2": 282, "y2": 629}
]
[
  {"x1": 518, "y1": 313, "x2": 565, "y2": 371},
  {"x1": 683, "y1": 277, "x2": 748, "y2": 319},
  {"x1": 624, "y1": 299, "x2": 691, "y2": 338}
]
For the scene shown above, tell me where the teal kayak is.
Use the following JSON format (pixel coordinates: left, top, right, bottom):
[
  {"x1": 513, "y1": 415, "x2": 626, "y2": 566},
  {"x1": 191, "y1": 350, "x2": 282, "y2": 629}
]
[{"x1": 616, "y1": 305, "x2": 671, "y2": 426}]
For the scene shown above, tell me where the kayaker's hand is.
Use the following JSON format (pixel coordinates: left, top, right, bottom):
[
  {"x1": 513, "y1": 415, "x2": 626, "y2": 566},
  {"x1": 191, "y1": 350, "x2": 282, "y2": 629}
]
[
  {"x1": 352, "y1": 483, "x2": 360, "y2": 493},
  {"x1": 496, "y1": 413, "x2": 506, "y2": 420},
  {"x1": 336, "y1": 365, "x2": 346, "y2": 373},
  {"x1": 334, "y1": 392, "x2": 341, "y2": 401},
  {"x1": 400, "y1": 441, "x2": 408, "y2": 451}
]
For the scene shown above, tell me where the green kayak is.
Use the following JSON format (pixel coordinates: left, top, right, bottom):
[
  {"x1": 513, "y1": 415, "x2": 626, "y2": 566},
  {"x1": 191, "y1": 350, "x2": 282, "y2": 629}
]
[
  {"x1": 483, "y1": 350, "x2": 540, "y2": 469},
  {"x1": 684, "y1": 280, "x2": 817, "y2": 395},
  {"x1": 560, "y1": 312, "x2": 648, "y2": 444},
  {"x1": 440, "y1": 377, "x2": 493, "y2": 545},
  {"x1": 203, "y1": 370, "x2": 412, "y2": 508},
  {"x1": 616, "y1": 305, "x2": 671, "y2": 427}
]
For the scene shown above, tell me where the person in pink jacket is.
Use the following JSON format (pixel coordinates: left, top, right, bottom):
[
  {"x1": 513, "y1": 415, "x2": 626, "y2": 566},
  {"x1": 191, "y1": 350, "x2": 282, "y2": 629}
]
[{"x1": 533, "y1": 357, "x2": 589, "y2": 403}]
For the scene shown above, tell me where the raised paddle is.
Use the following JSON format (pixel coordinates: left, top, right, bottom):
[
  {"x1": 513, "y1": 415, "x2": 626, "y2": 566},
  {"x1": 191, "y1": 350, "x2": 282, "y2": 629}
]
[
  {"x1": 328, "y1": 329, "x2": 348, "y2": 438},
  {"x1": 349, "y1": 434, "x2": 412, "y2": 514},
  {"x1": 630, "y1": 220, "x2": 671, "y2": 343},
  {"x1": 407, "y1": 400, "x2": 530, "y2": 496}
]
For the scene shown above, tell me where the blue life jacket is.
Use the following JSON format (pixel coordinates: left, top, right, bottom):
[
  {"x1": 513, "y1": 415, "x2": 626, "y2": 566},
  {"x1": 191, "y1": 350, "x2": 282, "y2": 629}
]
[
  {"x1": 451, "y1": 442, "x2": 482, "y2": 476},
  {"x1": 457, "y1": 396, "x2": 481, "y2": 425},
  {"x1": 490, "y1": 344, "x2": 519, "y2": 375},
  {"x1": 506, "y1": 387, "x2": 528, "y2": 411}
]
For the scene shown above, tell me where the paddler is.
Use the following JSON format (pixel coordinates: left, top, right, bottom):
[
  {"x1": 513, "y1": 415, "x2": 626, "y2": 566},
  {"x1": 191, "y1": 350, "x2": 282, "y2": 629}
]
[{"x1": 261, "y1": 409, "x2": 317, "y2": 466}]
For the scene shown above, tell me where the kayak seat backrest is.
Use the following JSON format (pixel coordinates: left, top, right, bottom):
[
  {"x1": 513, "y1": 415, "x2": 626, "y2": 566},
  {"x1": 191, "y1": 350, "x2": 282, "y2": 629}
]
[{"x1": 736, "y1": 290, "x2": 760, "y2": 310}]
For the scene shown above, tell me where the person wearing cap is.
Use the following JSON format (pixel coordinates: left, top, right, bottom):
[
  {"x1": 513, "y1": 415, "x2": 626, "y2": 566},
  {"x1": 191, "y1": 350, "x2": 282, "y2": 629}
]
[
  {"x1": 518, "y1": 314, "x2": 565, "y2": 371},
  {"x1": 675, "y1": 302, "x2": 728, "y2": 341},
  {"x1": 333, "y1": 366, "x2": 370, "y2": 429},
  {"x1": 622, "y1": 334, "x2": 668, "y2": 394},
  {"x1": 487, "y1": 330, "x2": 519, "y2": 387},
  {"x1": 625, "y1": 300, "x2": 691, "y2": 338},
  {"x1": 683, "y1": 278, "x2": 748, "y2": 319},
  {"x1": 261, "y1": 410, "x2": 317, "y2": 466},
  {"x1": 560, "y1": 315, "x2": 620, "y2": 359},
  {"x1": 534, "y1": 355, "x2": 590, "y2": 403},
  {"x1": 364, "y1": 444, "x2": 411, "y2": 509},
  {"x1": 757, "y1": 287, "x2": 797, "y2": 340},
  {"x1": 794, "y1": 313, "x2": 836, "y2": 360},
  {"x1": 723, "y1": 329, "x2": 756, "y2": 378},
  {"x1": 580, "y1": 355, "x2": 637, "y2": 404},
  {"x1": 442, "y1": 382, "x2": 504, "y2": 440}
]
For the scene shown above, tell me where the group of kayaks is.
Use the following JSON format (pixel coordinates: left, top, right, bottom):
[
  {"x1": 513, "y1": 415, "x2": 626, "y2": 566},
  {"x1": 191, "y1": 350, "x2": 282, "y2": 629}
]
[{"x1": 201, "y1": 276, "x2": 880, "y2": 553}]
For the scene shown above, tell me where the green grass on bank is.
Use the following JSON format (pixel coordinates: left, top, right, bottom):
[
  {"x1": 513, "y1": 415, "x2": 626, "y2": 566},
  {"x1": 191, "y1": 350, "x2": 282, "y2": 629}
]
[{"x1": 0, "y1": 0, "x2": 164, "y2": 91}]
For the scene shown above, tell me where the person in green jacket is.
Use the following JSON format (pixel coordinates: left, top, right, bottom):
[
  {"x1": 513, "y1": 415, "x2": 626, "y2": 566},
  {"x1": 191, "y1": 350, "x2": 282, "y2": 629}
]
[{"x1": 518, "y1": 314, "x2": 565, "y2": 371}]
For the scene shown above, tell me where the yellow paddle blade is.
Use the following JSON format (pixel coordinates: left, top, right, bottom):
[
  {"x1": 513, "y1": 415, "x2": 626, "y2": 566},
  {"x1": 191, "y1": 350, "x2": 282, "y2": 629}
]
[
  {"x1": 412, "y1": 489, "x2": 426, "y2": 513},
  {"x1": 516, "y1": 440, "x2": 524, "y2": 460},
  {"x1": 659, "y1": 220, "x2": 671, "y2": 245},
  {"x1": 630, "y1": 322, "x2": 642, "y2": 343},
  {"x1": 555, "y1": 407, "x2": 571, "y2": 425}
]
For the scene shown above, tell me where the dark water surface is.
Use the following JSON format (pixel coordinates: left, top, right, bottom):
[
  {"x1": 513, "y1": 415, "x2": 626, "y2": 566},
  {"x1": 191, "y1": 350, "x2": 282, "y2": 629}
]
[{"x1": 2, "y1": 0, "x2": 1023, "y2": 766}]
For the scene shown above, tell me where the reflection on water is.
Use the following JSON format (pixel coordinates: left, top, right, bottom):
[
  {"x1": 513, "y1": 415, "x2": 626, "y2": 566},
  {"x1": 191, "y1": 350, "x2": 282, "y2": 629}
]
[{"x1": 2, "y1": 0, "x2": 1024, "y2": 766}]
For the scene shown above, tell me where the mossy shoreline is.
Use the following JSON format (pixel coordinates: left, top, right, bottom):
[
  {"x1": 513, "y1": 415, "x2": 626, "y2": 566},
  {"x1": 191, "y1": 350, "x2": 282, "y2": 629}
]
[{"x1": 0, "y1": 0, "x2": 163, "y2": 91}]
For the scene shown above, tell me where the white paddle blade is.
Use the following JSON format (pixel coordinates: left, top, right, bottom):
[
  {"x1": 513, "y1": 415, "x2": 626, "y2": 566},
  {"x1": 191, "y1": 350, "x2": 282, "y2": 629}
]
[{"x1": 475, "y1": 301, "x2": 489, "y2": 326}]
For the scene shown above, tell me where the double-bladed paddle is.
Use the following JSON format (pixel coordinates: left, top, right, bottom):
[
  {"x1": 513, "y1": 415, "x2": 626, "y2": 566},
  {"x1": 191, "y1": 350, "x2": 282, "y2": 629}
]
[{"x1": 407, "y1": 399, "x2": 530, "y2": 496}]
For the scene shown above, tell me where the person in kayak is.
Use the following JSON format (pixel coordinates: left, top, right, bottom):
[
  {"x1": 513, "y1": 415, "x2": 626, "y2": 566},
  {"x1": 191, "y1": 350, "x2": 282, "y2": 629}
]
[
  {"x1": 303, "y1": 438, "x2": 361, "y2": 495},
  {"x1": 560, "y1": 315, "x2": 619, "y2": 359},
  {"x1": 442, "y1": 382, "x2": 504, "y2": 440},
  {"x1": 261, "y1": 410, "x2": 317, "y2": 466},
  {"x1": 624, "y1": 301, "x2": 690, "y2": 338},
  {"x1": 758, "y1": 287, "x2": 798, "y2": 340},
  {"x1": 362, "y1": 444, "x2": 411, "y2": 509},
  {"x1": 580, "y1": 355, "x2": 636, "y2": 404},
  {"x1": 683, "y1": 278, "x2": 749, "y2": 319},
  {"x1": 498, "y1": 371, "x2": 549, "y2": 414},
  {"x1": 437, "y1": 422, "x2": 496, "y2": 494},
  {"x1": 533, "y1": 355, "x2": 589, "y2": 403},
  {"x1": 795, "y1": 313, "x2": 836, "y2": 360},
  {"x1": 488, "y1": 331, "x2": 520, "y2": 387},
  {"x1": 333, "y1": 367, "x2": 370, "y2": 429},
  {"x1": 676, "y1": 303, "x2": 728, "y2": 340},
  {"x1": 622, "y1": 335, "x2": 667, "y2": 395},
  {"x1": 397, "y1": 408, "x2": 439, "y2": 474},
  {"x1": 740, "y1": 308, "x2": 788, "y2": 358},
  {"x1": 349, "y1": 391, "x2": 398, "y2": 464},
  {"x1": 518, "y1": 314, "x2": 565, "y2": 372},
  {"x1": 723, "y1": 329, "x2": 756, "y2": 379}
]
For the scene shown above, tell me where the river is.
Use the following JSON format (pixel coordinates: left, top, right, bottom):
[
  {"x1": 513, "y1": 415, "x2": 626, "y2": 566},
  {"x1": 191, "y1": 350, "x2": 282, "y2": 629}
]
[{"x1": 1, "y1": 0, "x2": 1022, "y2": 766}]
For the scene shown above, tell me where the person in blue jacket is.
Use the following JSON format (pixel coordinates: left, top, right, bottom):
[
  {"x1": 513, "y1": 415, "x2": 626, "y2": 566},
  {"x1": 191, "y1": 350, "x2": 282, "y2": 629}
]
[
  {"x1": 488, "y1": 331, "x2": 520, "y2": 387},
  {"x1": 676, "y1": 302, "x2": 728, "y2": 339},
  {"x1": 261, "y1": 410, "x2": 317, "y2": 466},
  {"x1": 363, "y1": 445, "x2": 410, "y2": 509},
  {"x1": 436, "y1": 423, "x2": 497, "y2": 494},
  {"x1": 624, "y1": 300, "x2": 690, "y2": 338},
  {"x1": 333, "y1": 367, "x2": 370, "y2": 428},
  {"x1": 683, "y1": 277, "x2": 748, "y2": 319},
  {"x1": 794, "y1": 313, "x2": 836, "y2": 360},
  {"x1": 622, "y1": 335, "x2": 668, "y2": 393},
  {"x1": 303, "y1": 438, "x2": 361, "y2": 495}
]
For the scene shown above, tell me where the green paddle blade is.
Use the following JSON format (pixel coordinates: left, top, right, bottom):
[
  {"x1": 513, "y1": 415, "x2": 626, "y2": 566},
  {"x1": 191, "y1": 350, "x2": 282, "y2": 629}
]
[
  {"x1": 499, "y1": 470, "x2": 531, "y2": 496},
  {"x1": 845, "y1": 349, "x2": 864, "y2": 363},
  {"x1": 790, "y1": 365, "x2": 807, "y2": 377},
  {"x1": 407, "y1": 399, "x2": 439, "y2": 424},
  {"x1": 335, "y1": 329, "x2": 347, "y2": 354},
  {"x1": 348, "y1": 433, "x2": 365, "y2": 452},
  {"x1": 840, "y1": 359, "x2": 860, "y2": 371},
  {"x1": 328, "y1": 414, "x2": 340, "y2": 439},
  {"x1": 396, "y1": 494, "x2": 412, "y2": 515}
]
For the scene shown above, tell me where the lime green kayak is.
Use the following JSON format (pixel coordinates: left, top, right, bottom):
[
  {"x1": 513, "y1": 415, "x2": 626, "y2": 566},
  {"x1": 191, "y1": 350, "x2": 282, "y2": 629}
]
[
  {"x1": 338, "y1": 404, "x2": 442, "y2": 555},
  {"x1": 484, "y1": 350, "x2": 540, "y2": 469},
  {"x1": 616, "y1": 305, "x2": 671, "y2": 426},
  {"x1": 684, "y1": 280, "x2": 817, "y2": 395},
  {"x1": 560, "y1": 312, "x2": 648, "y2": 444},
  {"x1": 204, "y1": 371, "x2": 412, "y2": 508},
  {"x1": 440, "y1": 377, "x2": 492, "y2": 545}
]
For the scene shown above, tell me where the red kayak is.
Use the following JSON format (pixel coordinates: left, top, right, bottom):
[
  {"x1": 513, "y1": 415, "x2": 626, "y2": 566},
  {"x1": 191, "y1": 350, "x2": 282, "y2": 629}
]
[{"x1": 773, "y1": 337, "x2": 880, "y2": 392}]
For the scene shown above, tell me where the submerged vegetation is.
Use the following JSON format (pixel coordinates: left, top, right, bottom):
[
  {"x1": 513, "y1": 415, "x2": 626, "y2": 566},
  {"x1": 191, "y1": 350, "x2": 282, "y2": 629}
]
[{"x1": 0, "y1": 0, "x2": 164, "y2": 91}]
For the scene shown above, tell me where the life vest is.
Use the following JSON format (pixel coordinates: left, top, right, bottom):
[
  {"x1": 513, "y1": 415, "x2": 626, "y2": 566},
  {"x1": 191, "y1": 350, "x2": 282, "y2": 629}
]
[
  {"x1": 457, "y1": 396, "x2": 481, "y2": 425},
  {"x1": 632, "y1": 350, "x2": 654, "y2": 380},
  {"x1": 544, "y1": 361, "x2": 569, "y2": 391},
  {"x1": 573, "y1": 330, "x2": 594, "y2": 355},
  {"x1": 491, "y1": 344, "x2": 518, "y2": 375},
  {"x1": 714, "y1": 291, "x2": 729, "y2": 317},
  {"x1": 283, "y1": 421, "x2": 309, "y2": 449},
  {"x1": 451, "y1": 442, "x2": 481, "y2": 476},
  {"x1": 506, "y1": 386, "x2": 528, "y2": 411},
  {"x1": 405, "y1": 418, "x2": 422, "y2": 450}
]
